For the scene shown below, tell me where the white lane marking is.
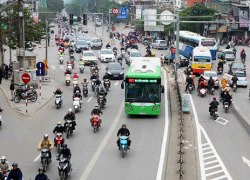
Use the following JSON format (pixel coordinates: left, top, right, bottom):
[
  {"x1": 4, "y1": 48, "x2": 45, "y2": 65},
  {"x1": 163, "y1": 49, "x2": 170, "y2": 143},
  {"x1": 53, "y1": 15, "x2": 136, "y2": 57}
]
[
  {"x1": 203, "y1": 151, "x2": 213, "y2": 156},
  {"x1": 87, "y1": 97, "x2": 92, "y2": 102},
  {"x1": 80, "y1": 101, "x2": 125, "y2": 180},
  {"x1": 215, "y1": 117, "x2": 229, "y2": 125},
  {"x1": 211, "y1": 175, "x2": 227, "y2": 180},
  {"x1": 60, "y1": 65, "x2": 64, "y2": 70},
  {"x1": 203, "y1": 155, "x2": 216, "y2": 161},
  {"x1": 242, "y1": 156, "x2": 250, "y2": 167},
  {"x1": 114, "y1": 81, "x2": 118, "y2": 86},
  {"x1": 156, "y1": 69, "x2": 169, "y2": 180},
  {"x1": 33, "y1": 154, "x2": 41, "y2": 162},
  {"x1": 206, "y1": 169, "x2": 224, "y2": 177},
  {"x1": 202, "y1": 147, "x2": 212, "y2": 151},
  {"x1": 205, "y1": 164, "x2": 221, "y2": 171},
  {"x1": 204, "y1": 160, "x2": 218, "y2": 166},
  {"x1": 51, "y1": 65, "x2": 56, "y2": 70},
  {"x1": 202, "y1": 143, "x2": 209, "y2": 147}
]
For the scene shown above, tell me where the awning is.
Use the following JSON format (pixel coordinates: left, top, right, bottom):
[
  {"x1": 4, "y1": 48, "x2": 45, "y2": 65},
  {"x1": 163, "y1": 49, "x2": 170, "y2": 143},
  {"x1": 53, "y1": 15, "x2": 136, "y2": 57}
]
[{"x1": 217, "y1": 26, "x2": 228, "y2": 33}]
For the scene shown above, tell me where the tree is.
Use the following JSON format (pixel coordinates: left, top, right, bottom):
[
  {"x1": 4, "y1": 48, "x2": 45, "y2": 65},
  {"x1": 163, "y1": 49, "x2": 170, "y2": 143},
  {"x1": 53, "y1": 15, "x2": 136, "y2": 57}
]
[
  {"x1": 47, "y1": 0, "x2": 64, "y2": 13},
  {"x1": 65, "y1": 2, "x2": 86, "y2": 16},
  {"x1": 179, "y1": 3, "x2": 216, "y2": 34}
]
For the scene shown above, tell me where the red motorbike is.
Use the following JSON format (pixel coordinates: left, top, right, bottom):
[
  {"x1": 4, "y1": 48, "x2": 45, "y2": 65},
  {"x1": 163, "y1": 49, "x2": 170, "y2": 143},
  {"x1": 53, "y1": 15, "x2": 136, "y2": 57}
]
[
  {"x1": 91, "y1": 115, "x2": 101, "y2": 133},
  {"x1": 54, "y1": 133, "x2": 64, "y2": 153}
]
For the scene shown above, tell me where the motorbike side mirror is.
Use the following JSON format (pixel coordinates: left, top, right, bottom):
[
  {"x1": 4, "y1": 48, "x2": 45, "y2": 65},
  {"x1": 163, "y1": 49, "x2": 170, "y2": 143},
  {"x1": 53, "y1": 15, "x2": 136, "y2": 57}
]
[
  {"x1": 161, "y1": 85, "x2": 164, "y2": 93},
  {"x1": 121, "y1": 81, "x2": 124, "y2": 89}
]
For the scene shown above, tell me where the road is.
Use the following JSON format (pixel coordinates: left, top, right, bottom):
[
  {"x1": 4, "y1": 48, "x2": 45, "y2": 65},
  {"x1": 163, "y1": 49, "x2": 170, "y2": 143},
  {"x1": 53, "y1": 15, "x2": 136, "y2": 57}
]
[
  {"x1": 188, "y1": 45, "x2": 250, "y2": 180},
  {"x1": 0, "y1": 22, "x2": 169, "y2": 180}
]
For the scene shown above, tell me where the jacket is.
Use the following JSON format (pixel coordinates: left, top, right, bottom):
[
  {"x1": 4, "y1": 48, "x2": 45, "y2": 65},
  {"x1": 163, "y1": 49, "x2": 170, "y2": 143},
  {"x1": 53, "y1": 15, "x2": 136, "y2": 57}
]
[
  {"x1": 91, "y1": 109, "x2": 102, "y2": 116},
  {"x1": 64, "y1": 113, "x2": 75, "y2": 121},
  {"x1": 209, "y1": 100, "x2": 219, "y2": 109},
  {"x1": 7, "y1": 168, "x2": 22, "y2": 180},
  {"x1": 53, "y1": 126, "x2": 65, "y2": 134},
  {"x1": 117, "y1": 128, "x2": 130, "y2": 137},
  {"x1": 59, "y1": 148, "x2": 71, "y2": 159},
  {"x1": 37, "y1": 139, "x2": 53, "y2": 150},
  {"x1": 0, "y1": 162, "x2": 10, "y2": 172},
  {"x1": 35, "y1": 173, "x2": 48, "y2": 180}
]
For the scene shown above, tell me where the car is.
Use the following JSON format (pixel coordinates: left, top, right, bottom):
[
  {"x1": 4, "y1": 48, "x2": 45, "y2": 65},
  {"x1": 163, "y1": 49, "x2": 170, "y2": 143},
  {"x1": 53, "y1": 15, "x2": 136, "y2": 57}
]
[
  {"x1": 229, "y1": 71, "x2": 248, "y2": 87},
  {"x1": 90, "y1": 38, "x2": 102, "y2": 49},
  {"x1": 164, "y1": 54, "x2": 189, "y2": 66},
  {"x1": 81, "y1": 51, "x2": 98, "y2": 66},
  {"x1": 85, "y1": 38, "x2": 92, "y2": 45},
  {"x1": 98, "y1": 49, "x2": 115, "y2": 63},
  {"x1": 151, "y1": 40, "x2": 168, "y2": 50},
  {"x1": 74, "y1": 40, "x2": 89, "y2": 53},
  {"x1": 222, "y1": 49, "x2": 235, "y2": 61},
  {"x1": 203, "y1": 71, "x2": 219, "y2": 88},
  {"x1": 228, "y1": 62, "x2": 245, "y2": 75},
  {"x1": 106, "y1": 62, "x2": 124, "y2": 80},
  {"x1": 125, "y1": 49, "x2": 142, "y2": 65}
]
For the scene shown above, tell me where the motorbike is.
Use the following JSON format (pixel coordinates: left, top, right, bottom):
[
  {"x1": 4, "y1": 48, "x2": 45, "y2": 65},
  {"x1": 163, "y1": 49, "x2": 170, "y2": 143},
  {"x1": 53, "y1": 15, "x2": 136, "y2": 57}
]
[
  {"x1": 67, "y1": 60, "x2": 74, "y2": 69},
  {"x1": 210, "y1": 108, "x2": 218, "y2": 120},
  {"x1": 59, "y1": 55, "x2": 64, "y2": 65},
  {"x1": 0, "y1": 108, "x2": 3, "y2": 127},
  {"x1": 91, "y1": 115, "x2": 101, "y2": 133},
  {"x1": 54, "y1": 94, "x2": 63, "y2": 109},
  {"x1": 40, "y1": 148, "x2": 51, "y2": 171},
  {"x1": 97, "y1": 95, "x2": 105, "y2": 110},
  {"x1": 217, "y1": 67, "x2": 223, "y2": 75},
  {"x1": 208, "y1": 86, "x2": 215, "y2": 95},
  {"x1": 14, "y1": 87, "x2": 37, "y2": 103},
  {"x1": 0, "y1": 170, "x2": 7, "y2": 180},
  {"x1": 57, "y1": 157, "x2": 71, "y2": 180},
  {"x1": 232, "y1": 83, "x2": 237, "y2": 92},
  {"x1": 113, "y1": 49, "x2": 117, "y2": 57},
  {"x1": 82, "y1": 84, "x2": 88, "y2": 97},
  {"x1": 198, "y1": 88, "x2": 207, "y2": 97},
  {"x1": 95, "y1": 85, "x2": 100, "y2": 97},
  {"x1": 119, "y1": 136, "x2": 129, "y2": 158},
  {"x1": 188, "y1": 84, "x2": 194, "y2": 94},
  {"x1": 65, "y1": 120, "x2": 73, "y2": 139},
  {"x1": 72, "y1": 78, "x2": 78, "y2": 88},
  {"x1": 54, "y1": 133, "x2": 64, "y2": 154},
  {"x1": 65, "y1": 74, "x2": 71, "y2": 86},
  {"x1": 69, "y1": 53, "x2": 75, "y2": 61},
  {"x1": 223, "y1": 101, "x2": 230, "y2": 113},
  {"x1": 121, "y1": 50, "x2": 125, "y2": 58},
  {"x1": 73, "y1": 97, "x2": 81, "y2": 113},
  {"x1": 67, "y1": 64, "x2": 73, "y2": 72},
  {"x1": 91, "y1": 79, "x2": 97, "y2": 91},
  {"x1": 241, "y1": 53, "x2": 246, "y2": 64},
  {"x1": 103, "y1": 79, "x2": 110, "y2": 92},
  {"x1": 79, "y1": 64, "x2": 84, "y2": 74}
]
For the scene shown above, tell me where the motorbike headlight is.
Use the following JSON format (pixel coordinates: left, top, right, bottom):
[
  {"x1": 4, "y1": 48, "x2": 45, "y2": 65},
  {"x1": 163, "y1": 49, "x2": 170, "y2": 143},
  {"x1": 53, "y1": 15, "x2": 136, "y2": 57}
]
[{"x1": 74, "y1": 105, "x2": 77, "y2": 109}]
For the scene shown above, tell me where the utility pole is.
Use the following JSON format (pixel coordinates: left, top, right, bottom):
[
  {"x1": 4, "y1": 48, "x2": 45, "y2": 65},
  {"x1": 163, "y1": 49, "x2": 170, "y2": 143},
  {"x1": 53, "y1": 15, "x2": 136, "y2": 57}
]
[
  {"x1": 45, "y1": 17, "x2": 48, "y2": 64},
  {"x1": 17, "y1": 0, "x2": 25, "y2": 68}
]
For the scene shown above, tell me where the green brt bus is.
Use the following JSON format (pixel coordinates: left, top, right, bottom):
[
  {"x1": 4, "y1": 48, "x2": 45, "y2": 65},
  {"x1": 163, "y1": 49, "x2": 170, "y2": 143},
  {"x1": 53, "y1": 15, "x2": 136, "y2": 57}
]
[{"x1": 121, "y1": 58, "x2": 164, "y2": 115}]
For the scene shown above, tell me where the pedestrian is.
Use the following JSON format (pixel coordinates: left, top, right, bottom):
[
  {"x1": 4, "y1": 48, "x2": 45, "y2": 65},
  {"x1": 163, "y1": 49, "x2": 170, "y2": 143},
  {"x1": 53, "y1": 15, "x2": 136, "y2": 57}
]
[
  {"x1": 4, "y1": 64, "x2": 9, "y2": 80},
  {"x1": 10, "y1": 80, "x2": 15, "y2": 101},
  {"x1": 0, "y1": 66, "x2": 3, "y2": 84}
]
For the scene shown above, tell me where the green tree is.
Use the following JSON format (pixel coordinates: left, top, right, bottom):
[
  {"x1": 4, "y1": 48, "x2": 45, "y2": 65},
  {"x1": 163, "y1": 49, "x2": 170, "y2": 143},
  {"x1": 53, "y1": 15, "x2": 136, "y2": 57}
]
[
  {"x1": 47, "y1": 0, "x2": 64, "y2": 13},
  {"x1": 65, "y1": 2, "x2": 86, "y2": 16},
  {"x1": 179, "y1": 3, "x2": 216, "y2": 34}
]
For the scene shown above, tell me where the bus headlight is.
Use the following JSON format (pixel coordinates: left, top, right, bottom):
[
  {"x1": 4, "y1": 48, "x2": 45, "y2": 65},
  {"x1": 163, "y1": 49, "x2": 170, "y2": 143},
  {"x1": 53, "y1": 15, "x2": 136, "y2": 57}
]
[{"x1": 152, "y1": 105, "x2": 160, "y2": 111}]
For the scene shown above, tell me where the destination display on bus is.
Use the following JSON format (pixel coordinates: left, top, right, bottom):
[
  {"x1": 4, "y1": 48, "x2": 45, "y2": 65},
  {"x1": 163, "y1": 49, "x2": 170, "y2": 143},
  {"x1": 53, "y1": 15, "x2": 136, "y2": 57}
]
[{"x1": 126, "y1": 78, "x2": 160, "y2": 83}]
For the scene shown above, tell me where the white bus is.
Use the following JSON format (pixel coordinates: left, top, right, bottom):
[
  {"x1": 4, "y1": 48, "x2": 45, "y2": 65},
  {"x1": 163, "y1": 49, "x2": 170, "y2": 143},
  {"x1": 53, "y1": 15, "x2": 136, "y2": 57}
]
[
  {"x1": 179, "y1": 31, "x2": 218, "y2": 60},
  {"x1": 192, "y1": 47, "x2": 212, "y2": 74}
]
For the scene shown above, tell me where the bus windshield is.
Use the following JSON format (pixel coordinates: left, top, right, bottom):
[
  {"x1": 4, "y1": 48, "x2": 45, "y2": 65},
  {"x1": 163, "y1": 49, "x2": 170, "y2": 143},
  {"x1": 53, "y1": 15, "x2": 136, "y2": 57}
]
[
  {"x1": 194, "y1": 56, "x2": 211, "y2": 63},
  {"x1": 201, "y1": 40, "x2": 216, "y2": 46},
  {"x1": 126, "y1": 83, "x2": 161, "y2": 103}
]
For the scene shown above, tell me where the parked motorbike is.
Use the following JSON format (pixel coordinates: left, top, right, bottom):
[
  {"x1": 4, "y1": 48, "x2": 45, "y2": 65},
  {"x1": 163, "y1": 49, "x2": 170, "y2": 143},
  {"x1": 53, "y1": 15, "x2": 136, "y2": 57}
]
[
  {"x1": 119, "y1": 136, "x2": 129, "y2": 158},
  {"x1": 40, "y1": 148, "x2": 51, "y2": 171},
  {"x1": 91, "y1": 115, "x2": 101, "y2": 133},
  {"x1": 65, "y1": 74, "x2": 71, "y2": 86},
  {"x1": 223, "y1": 102, "x2": 230, "y2": 113},
  {"x1": 73, "y1": 97, "x2": 81, "y2": 113},
  {"x1": 103, "y1": 79, "x2": 110, "y2": 92},
  {"x1": 54, "y1": 94, "x2": 63, "y2": 109},
  {"x1": 97, "y1": 95, "x2": 105, "y2": 110},
  {"x1": 65, "y1": 120, "x2": 73, "y2": 139},
  {"x1": 82, "y1": 84, "x2": 88, "y2": 97},
  {"x1": 54, "y1": 133, "x2": 64, "y2": 154},
  {"x1": 210, "y1": 108, "x2": 218, "y2": 120},
  {"x1": 14, "y1": 87, "x2": 37, "y2": 103},
  {"x1": 57, "y1": 157, "x2": 71, "y2": 180}
]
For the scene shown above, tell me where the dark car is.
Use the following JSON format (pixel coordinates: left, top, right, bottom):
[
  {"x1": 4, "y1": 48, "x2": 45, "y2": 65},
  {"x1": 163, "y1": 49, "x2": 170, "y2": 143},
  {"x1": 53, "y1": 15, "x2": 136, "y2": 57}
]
[
  {"x1": 164, "y1": 54, "x2": 189, "y2": 67},
  {"x1": 228, "y1": 62, "x2": 245, "y2": 75},
  {"x1": 74, "y1": 40, "x2": 89, "y2": 53},
  {"x1": 106, "y1": 62, "x2": 124, "y2": 80}
]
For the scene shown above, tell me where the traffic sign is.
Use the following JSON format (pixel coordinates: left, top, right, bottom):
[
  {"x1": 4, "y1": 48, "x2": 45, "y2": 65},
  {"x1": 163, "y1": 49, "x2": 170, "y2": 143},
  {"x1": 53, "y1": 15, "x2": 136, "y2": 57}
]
[
  {"x1": 21, "y1": 73, "x2": 31, "y2": 84},
  {"x1": 117, "y1": 7, "x2": 127, "y2": 19},
  {"x1": 36, "y1": 62, "x2": 45, "y2": 70},
  {"x1": 112, "y1": 8, "x2": 119, "y2": 16},
  {"x1": 36, "y1": 70, "x2": 45, "y2": 76}
]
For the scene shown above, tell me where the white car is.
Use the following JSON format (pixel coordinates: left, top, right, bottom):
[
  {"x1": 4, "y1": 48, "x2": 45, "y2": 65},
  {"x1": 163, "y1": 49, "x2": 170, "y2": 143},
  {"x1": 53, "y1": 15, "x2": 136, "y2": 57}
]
[
  {"x1": 222, "y1": 49, "x2": 235, "y2": 61},
  {"x1": 203, "y1": 71, "x2": 219, "y2": 88},
  {"x1": 125, "y1": 49, "x2": 142, "y2": 65},
  {"x1": 229, "y1": 71, "x2": 248, "y2": 87},
  {"x1": 81, "y1": 51, "x2": 98, "y2": 66},
  {"x1": 98, "y1": 49, "x2": 115, "y2": 63}
]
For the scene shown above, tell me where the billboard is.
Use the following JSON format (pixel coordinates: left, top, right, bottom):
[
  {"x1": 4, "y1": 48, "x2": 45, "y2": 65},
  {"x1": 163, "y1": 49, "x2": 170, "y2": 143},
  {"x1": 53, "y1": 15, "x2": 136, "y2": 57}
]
[
  {"x1": 143, "y1": 9, "x2": 157, "y2": 27},
  {"x1": 238, "y1": 9, "x2": 249, "y2": 28}
]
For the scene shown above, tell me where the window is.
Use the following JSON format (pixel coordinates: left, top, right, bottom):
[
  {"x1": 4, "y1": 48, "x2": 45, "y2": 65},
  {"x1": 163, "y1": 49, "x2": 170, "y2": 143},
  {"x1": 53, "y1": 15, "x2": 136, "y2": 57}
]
[
  {"x1": 194, "y1": 56, "x2": 211, "y2": 62},
  {"x1": 201, "y1": 40, "x2": 216, "y2": 46}
]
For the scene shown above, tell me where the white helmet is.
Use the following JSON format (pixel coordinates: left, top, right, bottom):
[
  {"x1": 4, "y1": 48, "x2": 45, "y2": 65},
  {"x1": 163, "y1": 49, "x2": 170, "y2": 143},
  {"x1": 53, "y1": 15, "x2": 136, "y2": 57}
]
[
  {"x1": 1, "y1": 156, "x2": 6, "y2": 163},
  {"x1": 68, "y1": 108, "x2": 72, "y2": 112},
  {"x1": 44, "y1": 134, "x2": 49, "y2": 138}
]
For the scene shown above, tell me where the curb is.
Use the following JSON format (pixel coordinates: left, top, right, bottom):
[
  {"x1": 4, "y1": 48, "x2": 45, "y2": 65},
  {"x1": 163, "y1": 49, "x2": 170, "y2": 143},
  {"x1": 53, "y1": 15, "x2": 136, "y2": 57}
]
[
  {"x1": 0, "y1": 86, "x2": 15, "y2": 110},
  {"x1": 231, "y1": 101, "x2": 250, "y2": 134}
]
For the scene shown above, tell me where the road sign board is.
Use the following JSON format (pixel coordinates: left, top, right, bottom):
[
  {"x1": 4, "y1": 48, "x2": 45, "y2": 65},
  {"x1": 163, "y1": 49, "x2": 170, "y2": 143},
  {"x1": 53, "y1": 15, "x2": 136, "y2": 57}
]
[
  {"x1": 36, "y1": 62, "x2": 45, "y2": 70},
  {"x1": 21, "y1": 73, "x2": 31, "y2": 84},
  {"x1": 36, "y1": 70, "x2": 45, "y2": 76},
  {"x1": 117, "y1": 7, "x2": 127, "y2": 19},
  {"x1": 112, "y1": 8, "x2": 119, "y2": 16}
]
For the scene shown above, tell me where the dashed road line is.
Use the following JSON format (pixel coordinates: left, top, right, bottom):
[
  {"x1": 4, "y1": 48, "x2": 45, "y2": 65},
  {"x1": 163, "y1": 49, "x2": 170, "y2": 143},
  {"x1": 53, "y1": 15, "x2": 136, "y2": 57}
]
[
  {"x1": 33, "y1": 154, "x2": 41, "y2": 162},
  {"x1": 87, "y1": 97, "x2": 92, "y2": 102},
  {"x1": 114, "y1": 81, "x2": 118, "y2": 86}
]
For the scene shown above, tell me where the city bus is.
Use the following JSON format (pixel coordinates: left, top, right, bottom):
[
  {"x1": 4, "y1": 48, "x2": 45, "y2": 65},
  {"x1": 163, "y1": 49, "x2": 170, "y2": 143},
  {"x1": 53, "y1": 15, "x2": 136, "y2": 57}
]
[
  {"x1": 179, "y1": 31, "x2": 218, "y2": 60},
  {"x1": 121, "y1": 58, "x2": 164, "y2": 115},
  {"x1": 192, "y1": 47, "x2": 212, "y2": 74}
]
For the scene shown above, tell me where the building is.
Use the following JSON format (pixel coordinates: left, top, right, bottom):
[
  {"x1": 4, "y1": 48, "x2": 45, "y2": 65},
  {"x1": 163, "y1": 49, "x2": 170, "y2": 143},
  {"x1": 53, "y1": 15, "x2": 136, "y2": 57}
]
[{"x1": 185, "y1": 0, "x2": 205, "y2": 7}]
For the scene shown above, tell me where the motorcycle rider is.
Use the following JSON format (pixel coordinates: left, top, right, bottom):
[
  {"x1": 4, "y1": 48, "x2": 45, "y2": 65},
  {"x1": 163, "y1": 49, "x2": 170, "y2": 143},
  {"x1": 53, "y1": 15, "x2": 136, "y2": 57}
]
[
  {"x1": 98, "y1": 87, "x2": 107, "y2": 104},
  {"x1": 207, "y1": 77, "x2": 215, "y2": 92},
  {"x1": 57, "y1": 144, "x2": 72, "y2": 173},
  {"x1": 37, "y1": 134, "x2": 53, "y2": 161},
  {"x1": 91, "y1": 105, "x2": 103, "y2": 116},
  {"x1": 93, "y1": 78, "x2": 102, "y2": 94},
  {"x1": 35, "y1": 167, "x2": 49, "y2": 180},
  {"x1": 106, "y1": 43, "x2": 111, "y2": 49},
  {"x1": 231, "y1": 74, "x2": 238, "y2": 88},
  {"x1": 220, "y1": 84, "x2": 231, "y2": 101},
  {"x1": 64, "y1": 108, "x2": 76, "y2": 130},
  {"x1": 54, "y1": 87, "x2": 63, "y2": 95},
  {"x1": 82, "y1": 78, "x2": 89, "y2": 86},
  {"x1": 53, "y1": 122, "x2": 65, "y2": 134},
  {"x1": 209, "y1": 97, "x2": 219, "y2": 115},
  {"x1": 223, "y1": 91, "x2": 232, "y2": 106},
  {"x1": 103, "y1": 74, "x2": 111, "y2": 87},
  {"x1": 186, "y1": 65, "x2": 192, "y2": 76},
  {"x1": 185, "y1": 75, "x2": 194, "y2": 92},
  {"x1": 90, "y1": 74, "x2": 99, "y2": 81},
  {"x1": 7, "y1": 163, "x2": 23, "y2": 180},
  {"x1": 69, "y1": 48, "x2": 74, "y2": 55},
  {"x1": 217, "y1": 59, "x2": 224, "y2": 72},
  {"x1": 73, "y1": 84, "x2": 81, "y2": 94},
  {"x1": 198, "y1": 74, "x2": 205, "y2": 84},
  {"x1": 73, "y1": 91, "x2": 82, "y2": 108},
  {"x1": 72, "y1": 72, "x2": 79, "y2": 79},
  {"x1": 0, "y1": 156, "x2": 10, "y2": 173},
  {"x1": 120, "y1": 46, "x2": 125, "y2": 52},
  {"x1": 117, "y1": 124, "x2": 131, "y2": 149}
]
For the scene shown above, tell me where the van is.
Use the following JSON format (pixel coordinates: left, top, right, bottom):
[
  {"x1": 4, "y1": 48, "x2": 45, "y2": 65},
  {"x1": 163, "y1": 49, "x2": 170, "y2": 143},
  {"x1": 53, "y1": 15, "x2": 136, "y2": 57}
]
[
  {"x1": 95, "y1": 18, "x2": 102, "y2": 26},
  {"x1": 90, "y1": 38, "x2": 102, "y2": 49}
]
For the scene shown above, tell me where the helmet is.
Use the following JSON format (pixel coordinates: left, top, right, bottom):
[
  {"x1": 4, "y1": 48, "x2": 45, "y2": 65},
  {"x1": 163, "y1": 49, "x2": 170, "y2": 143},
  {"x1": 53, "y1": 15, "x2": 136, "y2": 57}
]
[
  {"x1": 62, "y1": 144, "x2": 67, "y2": 149},
  {"x1": 44, "y1": 134, "x2": 49, "y2": 139},
  {"x1": 68, "y1": 108, "x2": 72, "y2": 112},
  {"x1": 226, "y1": 84, "x2": 229, "y2": 87},
  {"x1": 57, "y1": 122, "x2": 61, "y2": 126},
  {"x1": 122, "y1": 124, "x2": 126, "y2": 128},
  {"x1": 189, "y1": 75, "x2": 192, "y2": 78},
  {"x1": 210, "y1": 77, "x2": 213, "y2": 79},
  {"x1": 213, "y1": 97, "x2": 216, "y2": 100},
  {"x1": 12, "y1": 163, "x2": 18, "y2": 167},
  {"x1": 84, "y1": 78, "x2": 87, "y2": 82},
  {"x1": 95, "y1": 104, "x2": 99, "y2": 108},
  {"x1": 1, "y1": 156, "x2": 6, "y2": 163}
]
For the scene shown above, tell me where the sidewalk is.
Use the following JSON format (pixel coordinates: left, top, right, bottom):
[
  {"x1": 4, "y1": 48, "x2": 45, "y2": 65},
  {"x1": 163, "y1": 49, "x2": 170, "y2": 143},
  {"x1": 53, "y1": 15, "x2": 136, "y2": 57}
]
[{"x1": 0, "y1": 78, "x2": 56, "y2": 116}]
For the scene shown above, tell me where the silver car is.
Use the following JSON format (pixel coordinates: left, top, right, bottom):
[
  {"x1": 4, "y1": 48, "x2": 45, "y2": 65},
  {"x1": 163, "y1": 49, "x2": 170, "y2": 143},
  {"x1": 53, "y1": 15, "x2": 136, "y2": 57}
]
[{"x1": 151, "y1": 40, "x2": 168, "y2": 50}]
